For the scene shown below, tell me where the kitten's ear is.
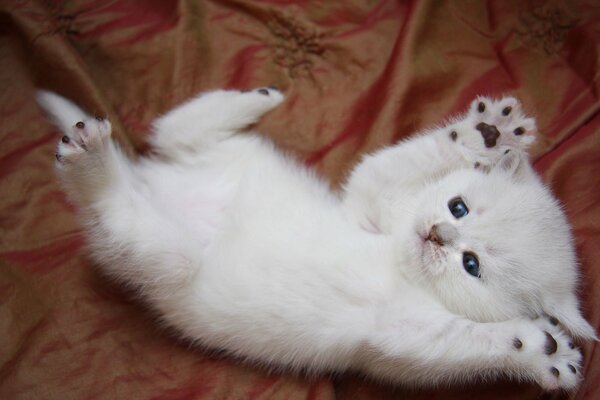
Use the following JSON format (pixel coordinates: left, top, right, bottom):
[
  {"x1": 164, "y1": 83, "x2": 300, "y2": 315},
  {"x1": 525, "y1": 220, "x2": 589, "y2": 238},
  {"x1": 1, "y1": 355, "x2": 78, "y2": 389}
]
[
  {"x1": 543, "y1": 295, "x2": 598, "y2": 341},
  {"x1": 492, "y1": 150, "x2": 533, "y2": 182}
]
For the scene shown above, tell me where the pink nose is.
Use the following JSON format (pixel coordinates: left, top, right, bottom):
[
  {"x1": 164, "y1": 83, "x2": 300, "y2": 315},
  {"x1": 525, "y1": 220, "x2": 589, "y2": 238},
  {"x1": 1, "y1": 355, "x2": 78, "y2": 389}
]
[
  {"x1": 426, "y1": 225, "x2": 443, "y2": 245},
  {"x1": 425, "y1": 223, "x2": 458, "y2": 246}
]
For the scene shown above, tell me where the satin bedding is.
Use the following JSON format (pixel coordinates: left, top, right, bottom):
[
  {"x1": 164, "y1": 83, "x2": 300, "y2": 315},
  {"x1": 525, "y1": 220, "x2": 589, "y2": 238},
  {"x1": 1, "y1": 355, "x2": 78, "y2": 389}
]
[{"x1": 0, "y1": 1, "x2": 598, "y2": 399}]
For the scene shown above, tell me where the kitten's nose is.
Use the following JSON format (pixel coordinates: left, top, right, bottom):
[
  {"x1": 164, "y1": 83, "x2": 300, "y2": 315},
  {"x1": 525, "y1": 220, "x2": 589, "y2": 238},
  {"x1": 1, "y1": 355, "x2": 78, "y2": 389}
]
[{"x1": 426, "y1": 223, "x2": 458, "y2": 246}]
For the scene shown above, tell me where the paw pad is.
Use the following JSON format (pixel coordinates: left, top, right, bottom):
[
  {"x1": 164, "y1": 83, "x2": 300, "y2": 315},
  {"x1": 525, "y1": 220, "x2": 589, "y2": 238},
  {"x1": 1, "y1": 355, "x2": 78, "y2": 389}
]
[
  {"x1": 475, "y1": 122, "x2": 500, "y2": 148},
  {"x1": 544, "y1": 331, "x2": 558, "y2": 355},
  {"x1": 513, "y1": 338, "x2": 523, "y2": 349}
]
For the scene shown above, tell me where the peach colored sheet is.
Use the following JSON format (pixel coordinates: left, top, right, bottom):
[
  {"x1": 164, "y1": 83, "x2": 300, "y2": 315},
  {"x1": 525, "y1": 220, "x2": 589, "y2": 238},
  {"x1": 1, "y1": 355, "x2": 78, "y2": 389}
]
[{"x1": 0, "y1": 1, "x2": 598, "y2": 399}]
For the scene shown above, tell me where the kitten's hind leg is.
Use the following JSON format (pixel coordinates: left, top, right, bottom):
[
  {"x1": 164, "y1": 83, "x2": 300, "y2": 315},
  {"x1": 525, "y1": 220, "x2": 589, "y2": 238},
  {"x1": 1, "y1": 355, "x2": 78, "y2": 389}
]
[
  {"x1": 149, "y1": 87, "x2": 284, "y2": 159},
  {"x1": 54, "y1": 114, "x2": 130, "y2": 207},
  {"x1": 36, "y1": 90, "x2": 132, "y2": 206},
  {"x1": 40, "y1": 92, "x2": 199, "y2": 291},
  {"x1": 54, "y1": 114, "x2": 196, "y2": 290}
]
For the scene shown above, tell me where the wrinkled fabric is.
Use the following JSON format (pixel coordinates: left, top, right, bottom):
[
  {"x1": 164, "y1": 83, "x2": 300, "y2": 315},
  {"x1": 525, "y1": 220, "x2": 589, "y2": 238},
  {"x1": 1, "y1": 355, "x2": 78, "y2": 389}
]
[{"x1": 0, "y1": 1, "x2": 598, "y2": 399}]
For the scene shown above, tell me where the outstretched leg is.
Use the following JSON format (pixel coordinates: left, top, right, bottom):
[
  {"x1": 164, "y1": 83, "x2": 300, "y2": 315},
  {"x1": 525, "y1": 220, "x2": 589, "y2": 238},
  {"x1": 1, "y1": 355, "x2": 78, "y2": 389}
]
[
  {"x1": 361, "y1": 304, "x2": 582, "y2": 391},
  {"x1": 38, "y1": 92, "x2": 198, "y2": 292},
  {"x1": 149, "y1": 87, "x2": 284, "y2": 159}
]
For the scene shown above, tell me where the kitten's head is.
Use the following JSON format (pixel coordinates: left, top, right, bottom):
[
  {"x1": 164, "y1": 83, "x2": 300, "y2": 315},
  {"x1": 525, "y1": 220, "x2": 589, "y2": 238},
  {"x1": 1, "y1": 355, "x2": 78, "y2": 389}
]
[{"x1": 403, "y1": 153, "x2": 596, "y2": 340}]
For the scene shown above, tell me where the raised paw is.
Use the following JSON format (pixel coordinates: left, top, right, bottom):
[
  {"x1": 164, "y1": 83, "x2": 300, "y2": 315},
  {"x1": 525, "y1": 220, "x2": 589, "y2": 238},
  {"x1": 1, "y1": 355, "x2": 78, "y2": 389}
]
[
  {"x1": 513, "y1": 316, "x2": 582, "y2": 391},
  {"x1": 447, "y1": 96, "x2": 536, "y2": 170},
  {"x1": 55, "y1": 117, "x2": 112, "y2": 165}
]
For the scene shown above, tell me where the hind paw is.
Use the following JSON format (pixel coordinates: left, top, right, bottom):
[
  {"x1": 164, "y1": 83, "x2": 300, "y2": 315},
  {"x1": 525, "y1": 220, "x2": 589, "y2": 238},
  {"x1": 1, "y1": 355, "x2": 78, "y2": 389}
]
[{"x1": 55, "y1": 117, "x2": 112, "y2": 165}]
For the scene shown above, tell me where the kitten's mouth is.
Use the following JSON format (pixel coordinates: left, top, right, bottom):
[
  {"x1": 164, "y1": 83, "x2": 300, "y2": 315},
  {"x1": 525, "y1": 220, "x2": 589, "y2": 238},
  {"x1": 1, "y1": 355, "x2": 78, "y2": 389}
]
[
  {"x1": 418, "y1": 230, "x2": 447, "y2": 269},
  {"x1": 423, "y1": 240, "x2": 445, "y2": 258}
]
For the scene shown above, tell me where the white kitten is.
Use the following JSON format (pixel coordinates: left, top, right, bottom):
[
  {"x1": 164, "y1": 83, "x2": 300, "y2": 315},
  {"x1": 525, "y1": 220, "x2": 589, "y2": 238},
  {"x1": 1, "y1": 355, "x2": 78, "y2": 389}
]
[{"x1": 37, "y1": 88, "x2": 596, "y2": 391}]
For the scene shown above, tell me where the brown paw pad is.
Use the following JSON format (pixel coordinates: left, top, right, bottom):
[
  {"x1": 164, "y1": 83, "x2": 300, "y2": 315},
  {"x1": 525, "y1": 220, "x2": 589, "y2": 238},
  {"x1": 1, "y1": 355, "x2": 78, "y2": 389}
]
[
  {"x1": 544, "y1": 331, "x2": 558, "y2": 355},
  {"x1": 475, "y1": 122, "x2": 500, "y2": 148}
]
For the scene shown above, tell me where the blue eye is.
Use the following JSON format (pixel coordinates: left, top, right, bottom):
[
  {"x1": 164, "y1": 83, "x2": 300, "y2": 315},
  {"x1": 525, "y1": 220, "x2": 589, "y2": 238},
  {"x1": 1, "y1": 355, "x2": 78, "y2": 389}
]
[
  {"x1": 463, "y1": 252, "x2": 480, "y2": 278},
  {"x1": 448, "y1": 197, "x2": 469, "y2": 218}
]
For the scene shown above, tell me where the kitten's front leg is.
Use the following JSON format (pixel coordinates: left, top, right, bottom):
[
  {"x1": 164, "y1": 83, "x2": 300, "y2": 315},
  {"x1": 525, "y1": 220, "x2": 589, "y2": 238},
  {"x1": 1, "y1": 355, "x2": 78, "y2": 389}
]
[
  {"x1": 342, "y1": 96, "x2": 536, "y2": 230},
  {"x1": 361, "y1": 309, "x2": 583, "y2": 390}
]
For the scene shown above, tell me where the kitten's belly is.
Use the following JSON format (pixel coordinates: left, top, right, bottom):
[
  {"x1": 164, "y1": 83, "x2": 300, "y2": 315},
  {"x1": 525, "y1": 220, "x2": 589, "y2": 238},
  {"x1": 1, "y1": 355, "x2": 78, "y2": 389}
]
[
  {"x1": 141, "y1": 165, "x2": 235, "y2": 248},
  {"x1": 133, "y1": 141, "x2": 399, "y2": 370}
]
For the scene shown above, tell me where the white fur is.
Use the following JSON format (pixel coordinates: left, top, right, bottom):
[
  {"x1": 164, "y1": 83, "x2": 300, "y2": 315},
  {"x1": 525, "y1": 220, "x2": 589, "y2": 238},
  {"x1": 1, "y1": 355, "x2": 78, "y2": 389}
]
[{"x1": 37, "y1": 88, "x2": 596, "y2": 391}]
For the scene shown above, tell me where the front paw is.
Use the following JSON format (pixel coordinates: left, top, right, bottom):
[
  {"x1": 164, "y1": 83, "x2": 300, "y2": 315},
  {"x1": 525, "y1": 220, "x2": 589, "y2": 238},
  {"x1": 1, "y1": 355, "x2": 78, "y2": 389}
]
[
  {"x1": 513, "y1": 317, "x2": 582, "y2": 391},
  {"x1": 448, "y1": 96, "x2": 536, "y2": 170}
]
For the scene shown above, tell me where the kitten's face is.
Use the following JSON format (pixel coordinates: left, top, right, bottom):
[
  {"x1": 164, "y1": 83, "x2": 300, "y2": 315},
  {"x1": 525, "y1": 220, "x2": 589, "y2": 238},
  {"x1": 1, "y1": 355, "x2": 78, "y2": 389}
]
[{"x1": 402, "y1": 167, "x2": 595, "y2": 339}]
